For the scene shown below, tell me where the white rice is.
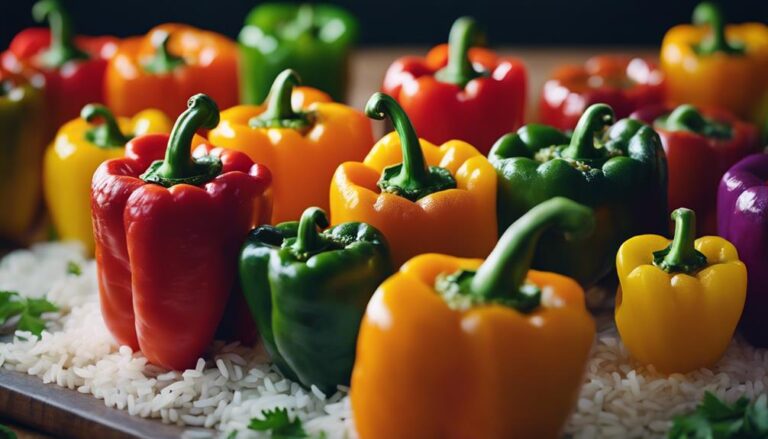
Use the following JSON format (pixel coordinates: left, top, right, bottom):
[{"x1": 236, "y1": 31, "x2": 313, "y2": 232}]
[{"x1": 1, "y1": 242, "x2": 766, "y2": 438}]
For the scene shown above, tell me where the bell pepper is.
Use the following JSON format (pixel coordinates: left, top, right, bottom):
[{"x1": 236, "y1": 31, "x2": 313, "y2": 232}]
[
  {"x1": 661, "y1": 2, "x2": 768, "y2": 123},
  {"x1": 208, "y1": 69, "x2": 373, "y2": 224},
  {"x1": 238, "y1": 3, "x2": 357, "y2": 104},
  {"x1": 91, "y1": 94, "x2": 272, "y2": 369},
  {"x1": 239, "y1": 207, "x2": 392, "y2": 394},
  {"x1": 351, "y1": 197, "x2": 596, "y2": 439},
  {"x1": 631, "y1": 104, "x2": 761, "y2": 235},
  {"x1": 1, "y1": 0, "x2": 118, "y2": 134},
  {"x1": 540, "y1": 55, "x2": 665, "y2": 130},
  {"x1": 330, "y1": 93, "x2": 497, "y2": 267},
  {"x1": 44, "y1": 104, "x2": 172, "y2": 255},
  {"x1": 615, "y1": 208, "x2": 746, "y2": 373},
  {"x1": 105, "y1": 24, "x2": 238, "y2": 119},
  {"x1": 489, "y1": 103, "x2": 668, "y2": 286},
  {"x1": 381, "y1": 17, "x2": 527, "y2": 155},
  {"x1": 0, "y1": 70, "x2": 46, "y2": 244},
  {"x1": 718, "y1": 154, "x2": 768, "y2": 347}
]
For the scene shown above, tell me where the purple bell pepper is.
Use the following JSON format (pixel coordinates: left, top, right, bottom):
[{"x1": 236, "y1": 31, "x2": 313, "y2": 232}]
[{"x1": 718, "y1": 153, "x2": 768, "y2": 347}]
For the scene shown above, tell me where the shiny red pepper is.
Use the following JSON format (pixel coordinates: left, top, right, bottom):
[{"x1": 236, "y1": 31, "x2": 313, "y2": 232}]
[
  {"x1": 1, "y1": 0, "x2": 117, "y2": 133},
  {"x1": 381, "y1": 17, "x2": 526, "y2": 154},
  {"x1": 632, "y1": 104, "x2": 761, "y2": 234},
  {"x1": 91, "y1": 94, "x2": 272, "y2": 369},
  {"x1": 540, "y1": 56, "x2": 665, "y2": 130}
]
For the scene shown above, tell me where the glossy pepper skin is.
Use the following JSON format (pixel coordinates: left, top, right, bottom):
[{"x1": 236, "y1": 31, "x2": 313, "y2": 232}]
[
  {"x1": 0, "y1": 71, "x2": 46, "y2": 244},
  {"x1": 91, "y1": 94, "x2": 272, "y2": 369},
  {"x1": 632, "y1": 104, "x2": 760, "y2": 234},
  {"x1": 616, "y1": 208, "x2": 746, "y2": 373},
  {"x1": 239, "y1": 3, "x2": 357, "y2": 103},
  {"x1": 661, "y1": 2, "x2": 768, "y2": 122},
  {"x1": 209, "y1": 69, "x2": 373, "y2": 224},
  {"x1": 44, "y1": 105, "x2": 171, "y2": 255},
  {"x1": 1, "y1": 0, "x2": 117, "y2": 134},
  {"x1": 331, "y1": 93, "x2": 497, "y2": 267},
  {"x1": 352, "y1": 197, "x2": 596, "y2": 439},
  {"x1": 105, "y1": 24, "x2": 238, "y2": 118},
  {"x1": 718, "y1": 154, "x2": 768, "y2": 347},
  {"x1": 382, "y1": 17, "x2": 526, "y2": 155},
  {"x1": 489, "y1": 104, "x2": 668, "y2": 286},
  {"x1": 239, "y1": 207, "x2": 392, "y2": 394},
  {"x1": 540, "y1": 56, "x2": 665, "y2": 130}
]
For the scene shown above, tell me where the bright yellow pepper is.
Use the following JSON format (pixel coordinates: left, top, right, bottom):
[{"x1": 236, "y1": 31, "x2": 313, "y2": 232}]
[
  {"x1": 208, "y1": 69, "x2": 373, "y2": 224},
  {"x1": 330, "y1": 93, "x2": 497, "y2": 267},
  {"x1": 44, "y1": 105, "x2": 171, "y2": 254},
  {"x1": 615, "y1": 208, "x2": 747, "y2": 373}
]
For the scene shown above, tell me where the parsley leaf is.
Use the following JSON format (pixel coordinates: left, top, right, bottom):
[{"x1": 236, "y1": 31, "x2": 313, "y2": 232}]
[
  {"x1": 66, "y1": 261, "x2": 82, "y2": 276},
  {"x1": 0, "y1": 291, "x2": 58, "y2": 336},
  {"x1": 247, "y1": 408, "x2": 326, "y2": 439},
  {"x1": 669, "y1": 392, "x2": 768, "y2": 439}
]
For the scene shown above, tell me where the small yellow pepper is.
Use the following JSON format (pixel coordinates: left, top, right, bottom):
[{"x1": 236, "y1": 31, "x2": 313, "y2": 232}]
[
  {"x1": 615, "y1": 208, "x2": 747, "y2": 373},
  {"x1": 44, "y1": 105, "x2": 171, "y2": 254}
]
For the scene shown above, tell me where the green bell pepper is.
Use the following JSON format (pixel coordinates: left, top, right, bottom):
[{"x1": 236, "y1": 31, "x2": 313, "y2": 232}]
[
  {"x1": 239, "y1": 207, "x2": 393, "y2": 394},
  {"x1": 488, "y1": 103, "x2": 668, "y2": 286},
  {"x1": 238, "y1": 3, "x2": 357, "y2": 104}
]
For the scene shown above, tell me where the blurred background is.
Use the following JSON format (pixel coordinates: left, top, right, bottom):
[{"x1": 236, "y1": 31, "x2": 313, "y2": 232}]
[{"x1": 2, "y1": 0, "x2": 766, "y2": 48}]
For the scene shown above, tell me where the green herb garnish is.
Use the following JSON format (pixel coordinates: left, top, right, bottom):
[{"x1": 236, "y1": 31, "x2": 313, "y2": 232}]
[
  {"x1": 247, "y1": 407, "x2": 326, "y2": 439},
  {"x1": 0, "y1": 291, "x2": 58, "y2": 336},
  {"x1": 67, "y1": 261, "x2": 82, "y2": 276},
  {"x1": 669, "y1": 392, "x2": 768, "y2": 438}
]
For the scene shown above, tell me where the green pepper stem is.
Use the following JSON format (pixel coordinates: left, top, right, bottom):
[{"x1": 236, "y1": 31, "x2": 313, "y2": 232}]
[
  {"x1": 693, "y1": 2, "x2": 743, "y2": 55},
  {"x1": 142, "y1": 30, "x2": 185, "y2": 74},
  {"x1": 32, "y1": 0, "x2": 89, "y2": 68},
  {"x1": 559, "y1": 104, "x2": 615, "y2": 161},
  {"x1": 153, "y1": 94, "x2": 219, "y2": 179},
  {"x1": 469, "y1": 197, "x2": 595, "y2": 300},
  {"x1": 81, "y1": 104, "x2": 131, "y2": 148},
  {"x1": 659, "y1": 104, "x2": 732, "y2": 139},
  {"x1": 653, "y1": 208, "x2": 708, "y2": 274},
  {"x1": 260, "y1": 69, "x2": 300, "y2": 121},
  {"x1": 366, "y1": 93, "x2": 430, "y2": 189},
  {"x1": 434, "y1": 17, "x2": 482, "y2": 88},
  {"x1": 291, "y1": 207, "x2": 329, "y2": 254}
]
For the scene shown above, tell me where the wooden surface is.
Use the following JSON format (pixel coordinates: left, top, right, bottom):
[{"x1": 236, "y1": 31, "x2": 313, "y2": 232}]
[{"x1": 0, "y1": 47, "x2": 653, "y2": 439}]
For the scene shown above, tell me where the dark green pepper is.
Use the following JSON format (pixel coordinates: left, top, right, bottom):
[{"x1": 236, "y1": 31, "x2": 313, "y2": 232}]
[
  {"x1": 239, "y1": 207, "x2": 393, "y2": 394},
  {"x1": 488, "y1": 103, "x2": 668, "y2": 286},
  {"x1": 238, "y1": 3, "x2": 357, "y2": 104}
]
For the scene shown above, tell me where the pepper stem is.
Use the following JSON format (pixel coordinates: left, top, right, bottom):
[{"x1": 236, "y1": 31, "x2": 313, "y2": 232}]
[
  {"x1": 81, "y1": 104, "x2": 131, "y2": 148},
  {"x1": 469, "y1": 197, "x2": 595, "y2": 300},
  {"x1": 32, "y1": 0, "x2": 89, "y2": 68},
  {"x1": 693, "y1": 2, "x2": 744, "y2": 55},
  {"x1": 291, "y1": 207, "x2": 329, "y2": 255},
  {"x1": 140, "y1": 94, "x2": 222, "y2": 187},
  {"x1": 249, "y1": 69, "x2": 312, "y2": 130},
  {"x1": 367, "y1": 92, "x2": 456, "y2": 201},
  {"x1": 653, "y1": 208, "x2": 708, "y2": 274},
  {"x1": 434, "y1": 17, "x2": 484, "y2": 88},
  {"x1": 658, "y1": 104, "x2": 732, "y2": 139},
  {"x1": 559, "y1": 104, "x2": 615, "y2": 161},
  {"x1": 142, "y1": 30, "x2": 186, "y2": 74}
]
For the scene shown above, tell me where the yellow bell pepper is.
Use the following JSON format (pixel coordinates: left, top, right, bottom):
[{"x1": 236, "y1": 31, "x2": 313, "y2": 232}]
[
  {"x1": 351, "y1": 198, "x2": 596, "y2": 439},
  {"x1": 615, "y1": 208, "x2": 747, "y2": 373},
  {"x1": 44, "y1": 105, "x2": 171, "y2": 254},
  {"x1": 207, "y1": 69, "x2": 373, "y2": 224},
  {"x1": 330, "y1": 93, "x2": 497, "y2": 267}
]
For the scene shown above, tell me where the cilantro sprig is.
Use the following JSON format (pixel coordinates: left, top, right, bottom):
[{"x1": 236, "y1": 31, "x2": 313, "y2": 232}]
[
  {"x1": 225, "y1": 407, "x2": 326, "y2": 439},
  {"x1": 669, "y1": 392, "x2": 768, "y2": 439},
  {"x1": 0, "y1": 291, "x2": 58, "y2": 336}
]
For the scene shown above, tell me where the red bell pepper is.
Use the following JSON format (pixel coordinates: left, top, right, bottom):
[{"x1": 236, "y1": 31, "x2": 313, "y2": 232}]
[
  {"x1": 381, "y1": 17, "x2": 526, "y2": 154},
  {"x1": 91, "y1": 94, "x2": 272, "y2": 369},
  {"x1": 540, "y1": 56, "x2": 665, "y2": 130},
  {"x1": 1, "y1": 0, "x2": 117, "y2": 133},
  {"x1": 631, "y1": 104, "x2": 761, "y2": 234}
]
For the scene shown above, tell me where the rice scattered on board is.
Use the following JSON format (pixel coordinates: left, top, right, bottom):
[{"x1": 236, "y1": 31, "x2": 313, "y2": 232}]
[{"x1": 1, "y1": 243, "x2": 766, "y2": 438}]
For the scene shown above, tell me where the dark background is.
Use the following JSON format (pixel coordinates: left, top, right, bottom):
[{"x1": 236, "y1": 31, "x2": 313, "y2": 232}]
[{"x1": 1, "y1": 0, "x2": 766, "y2": 48}]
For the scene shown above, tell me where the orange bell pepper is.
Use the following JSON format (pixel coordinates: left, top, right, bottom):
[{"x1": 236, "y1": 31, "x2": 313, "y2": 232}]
[
  {"x1": 661, "y1": 2, "x2": 768, "y2": 122},
  {"x1": 105, "y1": 24, "x2": 238, "y2": 118},
  {"x1": 351, "y1": 197, "x2": 596, "y2": 439},
  {"x1": 330, "y1": 93, "x2": 497, "y2": 266},
  {"x1": 208, "y1": 70, "x2": 373, "y2": 224}
]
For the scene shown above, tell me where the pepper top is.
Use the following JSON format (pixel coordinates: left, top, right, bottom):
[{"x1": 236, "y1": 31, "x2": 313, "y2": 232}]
[
  {"x1": 434, "y1": 17, "x2": 487, "y2": 88},
  {"x1": 654, "y1": 104, "x2": 733, "y2": 139},
  {"x1": 32, "y1": 0, "x2": 89, "y2": 68},
  {"x1": 692, "y1": 2, "x2": 745, "y2": 56},
  {"x1": 81, "y1": 104, "x2": 132, "y2": 148},
  {"x1": 142, "y1": 30, "x2": 186, "y2": 74},
  {"x1": 249, "y1": 69, "x2": 314, "y2": 132},
  {"x1": 653, "y1": 208, "x2": 708, "y2": 274}
]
